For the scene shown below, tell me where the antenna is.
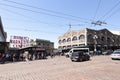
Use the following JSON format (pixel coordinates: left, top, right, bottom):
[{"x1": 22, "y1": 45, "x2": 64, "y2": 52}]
[
  {"x1": 67, "y1": 23, "x2": 81, "y2": 31},
  {"x1": 68, "y1": 24, "x2": 71, "y2": 31}
]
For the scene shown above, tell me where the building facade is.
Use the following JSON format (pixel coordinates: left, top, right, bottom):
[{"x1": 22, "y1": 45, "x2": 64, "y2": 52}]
[
  {"x1": 58, "y1": 28, "x2": 120, "y2": 51},
  {"x1": 29, "y1": 39, "x2": 54, "y2": 54}
]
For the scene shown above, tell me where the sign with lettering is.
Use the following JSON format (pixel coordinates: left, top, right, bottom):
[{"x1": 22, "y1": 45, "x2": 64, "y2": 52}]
[{"x1": 10, "y1": 36, "x2": 29, "y2": 48}]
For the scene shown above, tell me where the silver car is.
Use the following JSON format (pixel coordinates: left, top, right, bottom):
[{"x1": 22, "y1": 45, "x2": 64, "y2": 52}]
[{"x1": 111, "y1": 50, "x2": 120, "y2": 60}]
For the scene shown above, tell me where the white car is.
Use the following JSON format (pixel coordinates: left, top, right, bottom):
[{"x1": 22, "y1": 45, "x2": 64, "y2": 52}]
[{"x1": 111, "y1": 50, "x2": 120, "y2": 60}]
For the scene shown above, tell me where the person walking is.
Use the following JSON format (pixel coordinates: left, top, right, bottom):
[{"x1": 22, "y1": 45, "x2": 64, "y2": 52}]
[{"x1": 23, "y1": 50, "x2": 29, "y2": 62}]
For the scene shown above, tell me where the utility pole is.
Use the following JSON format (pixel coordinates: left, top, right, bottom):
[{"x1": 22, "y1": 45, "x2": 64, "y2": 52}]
[
  {"x1": 67, "y1": 23, "x2": 81, "y2": 31},
  {"x1": 68, "y1": 24, "x2": 71, "y2": 31},
  {"x1": 91, "y1": 20, "x2": 107, "y2": 26}
]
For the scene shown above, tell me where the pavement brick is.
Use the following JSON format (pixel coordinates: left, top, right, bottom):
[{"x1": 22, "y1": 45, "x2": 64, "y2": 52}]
[{"x1": 0, "y1": 56, "x2": 120, "y2": 80}]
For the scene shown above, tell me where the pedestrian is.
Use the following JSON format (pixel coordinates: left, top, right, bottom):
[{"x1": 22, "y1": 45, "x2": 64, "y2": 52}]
[
  {"x1": 13, "y1": 53, "x2": 16, "y2": 62},
  {"x1": 0, "y1": 53, "x2": 2, "y2": 61},
  {"x1": 50, "y1": 53, "x2": 54, "y2": 58},
  {"x1": 23, "y1": 50, "x2": 29, "y2": 62},
  {"x1": 1, "y1": 53, "x2": 6, "y2": 64},
  {"x1": 20, "y1": 52, "x2": 23, "y2": 61}
]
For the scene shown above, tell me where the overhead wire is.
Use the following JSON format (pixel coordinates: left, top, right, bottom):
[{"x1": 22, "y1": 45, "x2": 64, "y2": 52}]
[
  {"x1": 98, "y1": 0, "x2": 120, "y2": 30},
  {"x1": 93, "y1": 0, "x2": 101, "y2": 21},
  {"x1": 5, "y1": 27, "x2": 63, "y2": 34},
  {"x1": 3, "y1": 0, "x2": 92, "y2": 21},
  {"x1": 91, "y1": 0, "x2": 120, "y2": 30},
  {"x1": 90, "y1": 0, "x2": 101, "y2": 28},
  {"x1": 0, "y1": 7, "x2": 68, "y2": 34},
  {"x1": 1, "y1": 0, "x2": 119, "y2": 31},
  {"x1": 0, "y1": 6, "x2": 67, "y2": 28},
  {"x1": 0, "y1": 2, "x2": 90, "y2": 23},
  {"x1": 0, "y1": 2, "x2": 89, "y2": 31},
  {"x1": 100, "y1": 0, "x2": 120, "y2": 20},
  {"x1": 103, "y1": 7, "x2": 120, "y2": 21}
]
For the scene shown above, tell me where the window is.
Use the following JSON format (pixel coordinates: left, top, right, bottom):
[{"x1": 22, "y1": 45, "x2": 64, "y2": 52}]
[
  {"x1": 72, "y1": 36, "x2": 77, "y2": 41},
  {"x1": 62, "y1": 39, "x2": 66, "y2": 43},
  {"x1": 59, "y1": 40, "x2": 61, "y2": 44},
  {"x1": 107, "y1": 37, "x2": 110, "y2": 42},
  {"x1": 67, "y1": 38, "x2": 71, "y2": 42},
  {"x1": 79, "y1": 35, "x2": 85, "y2": 40},
  {"x1": 37, "y1": 43, "x2": 40, "y2": 45},
  {"x1": 101, "y1": 37, "x2": 105, "y2": 41}
]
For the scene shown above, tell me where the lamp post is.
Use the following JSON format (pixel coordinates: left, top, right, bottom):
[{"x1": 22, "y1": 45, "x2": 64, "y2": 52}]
[{"x1": 93, "y1": 34, "x2": 98, "y2": 52}]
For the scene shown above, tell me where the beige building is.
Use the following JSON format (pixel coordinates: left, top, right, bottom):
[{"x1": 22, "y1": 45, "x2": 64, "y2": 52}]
[
  {"x1": 58, "y1": 28, "x2": 120, "y2": 51},
  {"x1": 29, "y1": 39, "x2": 54, "y2": 54}
]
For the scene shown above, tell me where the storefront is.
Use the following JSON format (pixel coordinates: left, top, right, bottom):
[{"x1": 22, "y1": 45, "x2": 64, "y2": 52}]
[{"x1": 0, "y1": 42, "x2": 9, "y2": 54}]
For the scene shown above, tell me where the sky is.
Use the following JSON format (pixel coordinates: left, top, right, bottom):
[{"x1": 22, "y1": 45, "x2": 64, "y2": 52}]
[{"x1": 0, "y1": 0, "x2": 120, "y2": 48}]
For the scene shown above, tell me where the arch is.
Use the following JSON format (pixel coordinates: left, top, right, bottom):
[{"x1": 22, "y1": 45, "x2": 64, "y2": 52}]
[
  {"x1": 58, "y1": 40, "x2": 61, "y2": 44},
  {"x1": 79, "y1": 34, "x2": 85, "y2": 40},
  {"x1": 67, "y1": 38, "x2": 71, "y2": 42},
  {"x1": 87, "y1": 34, "x2": 93, "y2": 40},
  {"x1": 62, "y1": 39, "x2": 66, "y2": 43},
  {"x1": 72, "y1": 36, "x2": 77, "y2": 41}
]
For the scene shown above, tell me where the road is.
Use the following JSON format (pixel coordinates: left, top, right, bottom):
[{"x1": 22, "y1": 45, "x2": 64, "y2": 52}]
[{"x1": 0, "y1": 55, "x2": 120, "y2": 80}]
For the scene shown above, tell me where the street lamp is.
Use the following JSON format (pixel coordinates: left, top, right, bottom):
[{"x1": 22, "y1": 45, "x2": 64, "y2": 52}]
[{"x1": 93, "y1": 34, "x2": 98, "y2": 52}]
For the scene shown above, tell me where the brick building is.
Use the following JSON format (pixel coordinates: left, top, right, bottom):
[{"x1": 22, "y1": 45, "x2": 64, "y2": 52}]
[{"x1": 58, "y1": 28, "x2": 120, "y2": 51}]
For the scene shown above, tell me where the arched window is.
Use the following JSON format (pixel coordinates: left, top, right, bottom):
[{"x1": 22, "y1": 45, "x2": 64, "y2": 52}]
[
  {"x1": 58, "y1": 40, "x2": 61, "y2": 44},
  {"x1": 62, "y1": 39, "x2": 66, "y2": 43},
  {"x1": 87, "y1": 34, "x2": 93, "y2": 41},
  {"x1": 72, "y1": 36, "x2": 77, "y2": 41},
  {"x1": 67, "y1": 38, "x2": 71, "y2": 42},
  {"x1": 79, "y1": 35, "x2": 85, "y2": 40},
  {"x1": 88, "y1": 34, "x2": 93, "y2": 38}
]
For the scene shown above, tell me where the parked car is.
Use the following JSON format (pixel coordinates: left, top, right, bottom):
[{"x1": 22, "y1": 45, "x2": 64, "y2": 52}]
[
  {"x1": 70, "y1": 51, "x2": 90, "y2": 62},
  {"x1": 102, "y1": 50, "x2": 113, "y2": 55},
  {"x1": 111, "y1": 50, "x2": 120, "y2": 60}
]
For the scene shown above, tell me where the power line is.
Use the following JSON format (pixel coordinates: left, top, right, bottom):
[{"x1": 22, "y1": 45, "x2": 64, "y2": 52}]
[
  {"x1": 0, "y1": 3, "x2": 79, "y2": 22},
  {"x1": 2, "y1": 0, "x2": 119, "y2": 30},
  {"x1": 103, "y1": 7, "x2": 120, "y2": 21},
  {"x1": 0, "y1": 2, "x2": 90, "y2": 23},
  {"x1": 0, "y1": 7, "x2": 83, "y2": 31},
  {"x1": 100, "y1": 0, "x2": 120, "y2": 20},
  {"x1": 3, "y1": 0, "x2": 91, "y2": 21},
  {"x1": 0, "y1": 3, "x2": 90, "y2": 30},
  {"x1": 91, "y1": 0, "x2": 120, "y2": 27},
  {"x1": 93, "y1": 0, "x2": 101, "y2": 21},
  {"x1": 108, "y1": 23, "x2": 120, "y2": 28},
  {"x1": 0, "y1": 7, "x2": 67, "y2": 27},
  {"x1": 91, "y1": 0, "x2": 101, "y2": 27},
  {"x1": 5, "y1": 27, "x2": 63, "y2": 34}
]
